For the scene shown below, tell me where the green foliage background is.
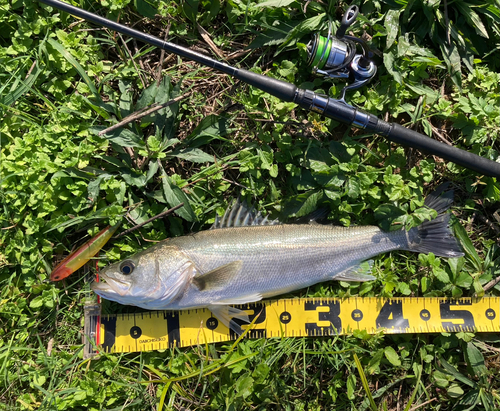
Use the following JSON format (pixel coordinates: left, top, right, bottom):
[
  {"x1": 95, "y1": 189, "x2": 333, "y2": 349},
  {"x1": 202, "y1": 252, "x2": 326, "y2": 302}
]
[{"x1": 1, "y1": 0, "x2": 499, "y2": 409}]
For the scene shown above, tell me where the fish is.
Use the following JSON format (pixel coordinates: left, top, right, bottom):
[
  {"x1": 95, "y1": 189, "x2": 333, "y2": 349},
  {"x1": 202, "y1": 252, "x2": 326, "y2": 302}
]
[
  {"x1": 91, "y1": 186, "x2": 463, "y2": 332},
  {"x1": 51, "y1": 222, "x2": 121, "y2": 281}
]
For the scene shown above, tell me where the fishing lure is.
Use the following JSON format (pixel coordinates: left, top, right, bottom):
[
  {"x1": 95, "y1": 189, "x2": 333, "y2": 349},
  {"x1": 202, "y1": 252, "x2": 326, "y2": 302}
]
[{"x1": 51, "y1": 223, "x2": 121, "y2": 281}]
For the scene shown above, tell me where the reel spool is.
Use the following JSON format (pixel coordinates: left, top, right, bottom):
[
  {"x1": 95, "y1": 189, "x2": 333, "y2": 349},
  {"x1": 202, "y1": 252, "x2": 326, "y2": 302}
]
[{"x1": 307, "y1": 5, "x2": 377, "y2": 101}]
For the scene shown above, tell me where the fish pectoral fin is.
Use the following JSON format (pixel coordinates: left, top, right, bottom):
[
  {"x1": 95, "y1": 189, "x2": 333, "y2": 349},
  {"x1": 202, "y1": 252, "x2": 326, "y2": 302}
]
[
  {"x1": 208, "y1": 305, "x2": 250, "y2": 335},
  {"x1": 193, "y1": 261, "x2": 243, "y2": 291},
  {"x1": 335, "y1": 260, "x2": 375, "y2": 282}
]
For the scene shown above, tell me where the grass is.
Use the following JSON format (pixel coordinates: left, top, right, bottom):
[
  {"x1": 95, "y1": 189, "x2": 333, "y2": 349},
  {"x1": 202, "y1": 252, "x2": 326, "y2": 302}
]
[{"x1": 1, "y1": 0, "x2": 500, "y2": 409}]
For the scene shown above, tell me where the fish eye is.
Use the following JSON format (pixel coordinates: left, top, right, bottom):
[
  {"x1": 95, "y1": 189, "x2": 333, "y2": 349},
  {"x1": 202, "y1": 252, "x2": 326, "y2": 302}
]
[{"x1": 119, "y1": 260, "x2": 135, "y2": 275}]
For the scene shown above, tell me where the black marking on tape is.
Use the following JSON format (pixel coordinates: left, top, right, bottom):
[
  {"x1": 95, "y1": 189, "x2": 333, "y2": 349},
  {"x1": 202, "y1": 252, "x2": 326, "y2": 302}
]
[
  {"x1": 305, "y1": 300, "x2": 341, "y2": 335},
  {"x1": 280, "y1": 311, "x2": 292, "y2": 324},
  {"x1": 206, "y1": 317, "x2": 218, "y2": 330},
  {"x1": 485, "y1": 308, "x2": 496, "y2": 320},
  {"x1": 229, "y1": 303, "x2": 267, "y2": 340},
  {"x1": 376, "y1": 300, "x2": 409, "y2": 330},
  {"x1": 101, "y1": 316, "x2": 117, "y2": 353},
  {"x1": 130, "y1": 326, "x2": 142, "y2": 339},
  {"x1": 164, "y1": 312, "x2": 180, "y2": 348},
  {"x1": 440, "y1": 300, "x2": 475, "y2": 332},
  {"x1": 351, "y1": 309, "x2": 363, "y2": 322},
  {"x1": 420, "y1": 309, "x2": 431, "y2": 321}
]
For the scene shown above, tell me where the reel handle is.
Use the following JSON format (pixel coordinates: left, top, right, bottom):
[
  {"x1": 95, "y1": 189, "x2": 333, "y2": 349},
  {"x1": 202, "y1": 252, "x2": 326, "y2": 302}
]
[{"x1": 336, "y1": 5, "x2": 359, "y2": 38}]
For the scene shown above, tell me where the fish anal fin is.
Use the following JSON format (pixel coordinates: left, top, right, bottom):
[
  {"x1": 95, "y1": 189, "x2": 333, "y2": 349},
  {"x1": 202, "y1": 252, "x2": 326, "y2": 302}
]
[
  {"x1": 211, "y1": 293, "x2": 263, "y2": 305},
  {"x1": 193, "y1": 261, "x2": 243, "y2": 291},
  {"x1": 335, "y1": 260, "x2": 375, "y2": 282},
  {"x1": 208, "y1": 305, "x2": 250, "y2": 335}
]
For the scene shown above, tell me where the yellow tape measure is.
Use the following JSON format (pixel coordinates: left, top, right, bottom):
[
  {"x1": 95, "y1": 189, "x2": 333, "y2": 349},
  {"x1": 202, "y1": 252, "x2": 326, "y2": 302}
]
[{"x1": 83, "y1": 297, "x2": 500, "y2": 358}]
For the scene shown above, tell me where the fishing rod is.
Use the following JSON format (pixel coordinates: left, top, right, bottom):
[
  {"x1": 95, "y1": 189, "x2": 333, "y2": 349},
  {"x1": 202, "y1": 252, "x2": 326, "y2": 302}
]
[{"x1": 38, "y1": 0, "x2": 500, "y2": 178}]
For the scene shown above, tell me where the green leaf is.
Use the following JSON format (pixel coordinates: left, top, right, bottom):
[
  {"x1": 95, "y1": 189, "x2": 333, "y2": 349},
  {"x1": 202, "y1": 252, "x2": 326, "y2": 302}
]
[
  {"x1": 87, "y1": 174, "x2": 110, "y2": 204},
  {"x1": 383, "y1": 51, "x2": 402, "y2": 84},
  {"x1": 438, "y1": 357, "x2": 475, "y2": 387},
  {"x1": 122, "y1": 170, "x2": 147, "y2": 188},
  {"x1": 29, "y1": 295, "x2": 44, "y2": 309},
  {"x1": 465, "y1": 342, "x2": 487, "y2": 378},
  {"x1": 433, "y1": 370, "x2": 452, "y2": 388},
  {"x1": 454, "y1": 271, "x2": 472, "y2": 288},
  {"x1": 282, "y1": 190, "x2": 321, "y2": 218},
  {"x1": 353, "y1": 353, "x2": 377, "y2": 411},
  {"x1": 170, "y1": 148, "x2": 215, "y2": 163},
  {"x1": 235, "y1": 375, "x2": 254, "y2": 399},
  {"x1": 451, "y1": 215, "x2": 482, "y2": 272},
  {"x1": 385, "y1": 9, "x2": 401, "y2": 49},
  {"x1": 32, "y1": 373, "x2": 46, "y2": 387},
  {"x1": 145, "y1": 161, "x2": 159, "y2": 184},
  {"x1": 421, "y1": 276, "x2": 428, "y2": 292},
  {"x1": 251, "y1": 0, "x2": 296, "y2": 8},
  {"x1": 485, "y1": 178, "x2": 500, "y2": 202},
  {"x1": 374, "y1": 204, "x2": 406, "y2": 231},
  {"x1": 433, "y1": 267, "x2": 450, "y2": 283},
  {"x1": 160, "y1": 166, "x2": 196, "y2": 222},
  {"x1": 47, "y1": 38, "x2": 99, "y2": 98},
  {"x1": 346, "y1": 373, "x2": 356, "y2": 400},
  {"x1": 181, "y1": 0, "x2": 199, "y2": 22},
  {"x1": 440, "y1": 42, "x2": 462, "y2": 89},
  {"x1": 448, "y1": 256, "x2": 464, "y2": 278},
  {"x1": 277, "y1": 14, "x2": 326, "y2": 52},
  {"x1": 455, "y1": 1, "x2": 489, "y2": 38},
  {"x1": 384, "y1": 346, "x2": 401, "y2": 366},
  {"x1": 185, "y1": 114, "x2": 229, "y2": 147},
  {"x1": 447, "y1": 383, "x2": 464, "y2": 398},
  {"x1": 91, "y1": 126, "x2": 146, "y2": 149},
  {"x1": 134, "y1": 0, "x2": 157, "y2": 17},
  {"x1": 472, "y1": 275, "x2": 484, "y2": 298},
  {"x1": 1, "y1": 61, "x2": 42, "y2": 106},
  {"x1": 252, "y1": 363, "x2": 270, "y2": 384}
]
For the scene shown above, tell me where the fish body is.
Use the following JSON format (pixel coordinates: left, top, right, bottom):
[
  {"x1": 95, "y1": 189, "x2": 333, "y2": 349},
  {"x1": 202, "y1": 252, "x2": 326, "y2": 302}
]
[
  {"x1": 141, "y1": 223, "x2": 405, "y2": 309},
  {"x1": 92, "y1": 187, "x2": 463, "y2": 331}
]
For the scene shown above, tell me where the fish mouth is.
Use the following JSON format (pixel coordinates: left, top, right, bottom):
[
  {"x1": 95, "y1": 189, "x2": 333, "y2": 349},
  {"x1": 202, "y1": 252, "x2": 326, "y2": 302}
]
[{"x1": 91, "y1": 273, "x2": 131, "y2": 296}]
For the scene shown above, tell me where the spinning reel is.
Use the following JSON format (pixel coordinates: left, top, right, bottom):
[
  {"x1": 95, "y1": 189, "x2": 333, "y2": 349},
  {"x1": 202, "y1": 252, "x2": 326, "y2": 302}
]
[{"x1": 306, "y1": 5, "x2": 377, "y2": 102}]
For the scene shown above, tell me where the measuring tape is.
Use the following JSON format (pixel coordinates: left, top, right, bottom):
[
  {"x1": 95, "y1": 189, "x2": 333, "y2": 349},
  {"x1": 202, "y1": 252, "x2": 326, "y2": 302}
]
[{"x1": 83, "y1": 297, "x2": 500, "y2": 358}]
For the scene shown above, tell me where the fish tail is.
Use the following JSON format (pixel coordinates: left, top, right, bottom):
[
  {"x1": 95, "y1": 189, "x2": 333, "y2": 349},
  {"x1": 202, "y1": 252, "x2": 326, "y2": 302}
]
[{"x1": 406, "y1": 184, "x2": 464, "y2": 258}]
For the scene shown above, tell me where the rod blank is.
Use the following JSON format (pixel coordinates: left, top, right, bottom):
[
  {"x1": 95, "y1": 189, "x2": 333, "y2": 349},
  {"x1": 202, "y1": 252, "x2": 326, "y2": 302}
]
[{"x1": 37, "y1": 0, "x2": 500, "y2": 178}]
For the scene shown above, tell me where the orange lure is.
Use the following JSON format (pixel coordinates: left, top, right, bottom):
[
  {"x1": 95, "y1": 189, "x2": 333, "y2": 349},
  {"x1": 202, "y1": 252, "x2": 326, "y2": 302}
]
[{"x1": 50, "y1": 223, "x2": 121, "y2": 281}]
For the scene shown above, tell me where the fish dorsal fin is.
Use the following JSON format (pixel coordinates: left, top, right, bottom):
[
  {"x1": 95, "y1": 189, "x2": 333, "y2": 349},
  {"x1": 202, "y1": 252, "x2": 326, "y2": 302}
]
[
  {"x1": 335, "y1": 260, "x2": 375, "y2": 282},
  {"x1": 193, "y1": 261, "x2": 243, "y2": 291},
  {"x1": 211, "y1": 199, "x2": 279, "y2": 229}
]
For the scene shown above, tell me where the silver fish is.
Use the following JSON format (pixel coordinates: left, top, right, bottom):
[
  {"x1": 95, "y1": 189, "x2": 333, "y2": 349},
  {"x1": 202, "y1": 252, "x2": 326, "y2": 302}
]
[{"x1": 92, "y1": 187, "x2": 463, "y2": 332}]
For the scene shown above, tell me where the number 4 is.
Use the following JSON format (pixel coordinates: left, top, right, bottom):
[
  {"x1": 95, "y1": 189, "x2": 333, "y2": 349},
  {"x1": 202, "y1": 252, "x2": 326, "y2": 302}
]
[{"x1": 376, "y1": 300, "x2": 410, "y2": 330}]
